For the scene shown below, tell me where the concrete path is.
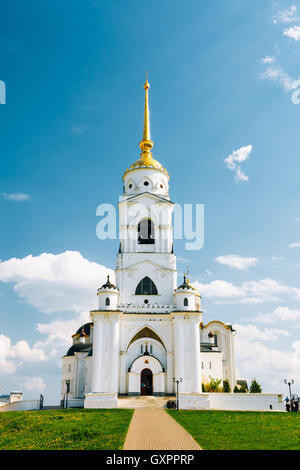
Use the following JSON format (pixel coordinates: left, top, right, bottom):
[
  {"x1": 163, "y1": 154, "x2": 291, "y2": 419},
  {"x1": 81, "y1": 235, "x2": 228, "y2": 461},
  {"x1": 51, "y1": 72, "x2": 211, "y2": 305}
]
[{"x1": 123, "y1": 409, "x2": 201, "y2": 450}]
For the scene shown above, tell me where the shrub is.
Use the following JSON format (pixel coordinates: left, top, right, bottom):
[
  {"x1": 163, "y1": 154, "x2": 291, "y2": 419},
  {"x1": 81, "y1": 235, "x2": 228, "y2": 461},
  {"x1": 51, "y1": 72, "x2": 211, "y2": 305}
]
[
  {"x1": 250, "y1": 378, "x2": 262, "y2": 393},
  {"x1": 234, "y1": 385, "x2": 247, "y2": 393},
  {"x1": 205, "y1": 376, "x2": 222, "y2": 392},
  {"x1": 223, "y1": 379, "x2": 231, "y2": 393},
  {"x1": 202, "y1": 383, "x2": 206, "y2": 392}
]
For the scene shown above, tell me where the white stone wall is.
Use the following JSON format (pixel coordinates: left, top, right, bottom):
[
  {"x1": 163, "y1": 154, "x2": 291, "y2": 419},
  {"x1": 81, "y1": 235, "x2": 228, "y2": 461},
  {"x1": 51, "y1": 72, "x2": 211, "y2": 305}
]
[
  {"x1": 202, "y1": 322, "x2": 236, "y2": 389},
  {"x1": 0, "y1": 400, "x2": 40, "y2": 412},
  {"x1": 208, "y1": 393, "x2": 284, "y2": 411},
  {"x1": 201, "y1": 352, "x2": 223, "y2": 385},
  {"x1": 61, "y1": 356, "x2": 77, "y2": 401}
]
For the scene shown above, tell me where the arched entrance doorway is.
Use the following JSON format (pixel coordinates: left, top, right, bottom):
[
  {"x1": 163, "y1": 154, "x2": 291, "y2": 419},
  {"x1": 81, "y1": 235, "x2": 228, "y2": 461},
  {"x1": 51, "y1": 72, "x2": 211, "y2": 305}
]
[{"x1": 141, "y1": 368, "x2": 153, "y2": 395}]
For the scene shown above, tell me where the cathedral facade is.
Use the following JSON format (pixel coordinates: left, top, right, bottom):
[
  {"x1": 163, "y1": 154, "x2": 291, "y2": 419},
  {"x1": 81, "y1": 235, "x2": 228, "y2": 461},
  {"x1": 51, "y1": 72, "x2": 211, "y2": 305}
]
[{"x1": 61, "y1": 78, "x2": 237, "y2": 409}]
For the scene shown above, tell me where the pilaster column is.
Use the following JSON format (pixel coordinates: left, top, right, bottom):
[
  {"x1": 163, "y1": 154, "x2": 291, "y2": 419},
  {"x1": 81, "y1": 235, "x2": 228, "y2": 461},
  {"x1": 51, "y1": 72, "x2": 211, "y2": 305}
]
[
  {"x1": 109, "y1": 315, "x2": 120, "y2": 393},
  {"x1": 173, "y1": 317, "x2": 185, "y2": 392},
  {"x1": 91, "y1": 317, "x2": 103, "y2": 392},
  {"x1": 189, "y1": 316, "x2": 202, "y2": 393}
]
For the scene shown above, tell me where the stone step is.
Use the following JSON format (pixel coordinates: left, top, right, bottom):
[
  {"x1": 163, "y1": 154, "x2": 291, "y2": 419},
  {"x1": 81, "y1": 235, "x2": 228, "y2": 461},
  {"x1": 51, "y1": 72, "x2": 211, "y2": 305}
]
[{"x1": 118, "y1": 395, "x2": 176, "y2": 409}]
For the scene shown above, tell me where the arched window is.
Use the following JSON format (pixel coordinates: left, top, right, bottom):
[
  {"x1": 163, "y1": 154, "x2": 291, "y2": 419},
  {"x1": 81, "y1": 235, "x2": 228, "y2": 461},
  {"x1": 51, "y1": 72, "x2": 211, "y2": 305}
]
[
  {"x1": 138, "y1": 219, "x2": 155, "y2": 244},
  {"x1": 105, "y1": 297, "x2": 110, "y2": 306},
  {"x1": 135, "y1": 277, "x2": 158, "y2": 295},
  {"x1": 214, "y1": 334, "x2": 218, "y2": 347},
  {"x1": 184, "y1": 297, "x2": 188, "y2": 306}
]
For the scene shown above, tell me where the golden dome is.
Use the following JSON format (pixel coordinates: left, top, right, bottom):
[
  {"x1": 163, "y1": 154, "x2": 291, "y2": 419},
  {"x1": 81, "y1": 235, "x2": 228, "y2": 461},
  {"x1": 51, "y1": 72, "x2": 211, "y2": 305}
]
[{"x1": 123, "y1": 75, "x2": 168, "y2": 181}]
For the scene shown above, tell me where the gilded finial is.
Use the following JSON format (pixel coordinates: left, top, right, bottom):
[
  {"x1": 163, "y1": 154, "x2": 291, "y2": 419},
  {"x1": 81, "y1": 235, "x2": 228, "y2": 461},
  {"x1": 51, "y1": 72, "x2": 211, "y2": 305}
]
[{"x1": 139, "y1": 72, "x2": 153, "y2": 159}]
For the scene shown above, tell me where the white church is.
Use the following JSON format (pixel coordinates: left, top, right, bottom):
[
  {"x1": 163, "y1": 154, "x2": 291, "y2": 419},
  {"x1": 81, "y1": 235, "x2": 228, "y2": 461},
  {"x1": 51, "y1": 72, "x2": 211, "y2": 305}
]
[{"x1": 60, "y1": 79, "x2": 283, "y2": 411}]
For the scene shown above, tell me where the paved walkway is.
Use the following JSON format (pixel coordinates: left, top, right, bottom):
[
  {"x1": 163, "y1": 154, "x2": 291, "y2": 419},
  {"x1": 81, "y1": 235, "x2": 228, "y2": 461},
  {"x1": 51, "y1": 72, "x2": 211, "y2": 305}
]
[{"x1": 123, "y1": 409, "x2": 201, "y2": 450}]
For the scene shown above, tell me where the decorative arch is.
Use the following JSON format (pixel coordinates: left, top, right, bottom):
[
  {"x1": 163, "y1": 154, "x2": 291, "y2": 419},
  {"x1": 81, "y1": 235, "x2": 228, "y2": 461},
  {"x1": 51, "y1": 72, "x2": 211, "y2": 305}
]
[
  {"x1": 135, "y1": 276, "x2": 158, "y2": 295},
  {"x1": 203, "y1": 321, "x2": 234, "y2": 331},
  {"x1": 129, "y1": 355, "x2": 163, "y2": 374},
  {"x1": 137, "y1": 218, "x2": 155, "y2": 244},
  {"x1": 127, "y1": 326, "x2": 166, "y2": 350},
  {"x1": 105, "y1": 297, "x2": 110, "y2": 306}
]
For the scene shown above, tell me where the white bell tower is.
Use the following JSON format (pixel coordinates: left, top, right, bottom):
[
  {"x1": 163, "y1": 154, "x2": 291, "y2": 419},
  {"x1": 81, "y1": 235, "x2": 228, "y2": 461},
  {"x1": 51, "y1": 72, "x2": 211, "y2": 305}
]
[{"x1": 116, "y1": 77, "x2": 177, "y2": 312}]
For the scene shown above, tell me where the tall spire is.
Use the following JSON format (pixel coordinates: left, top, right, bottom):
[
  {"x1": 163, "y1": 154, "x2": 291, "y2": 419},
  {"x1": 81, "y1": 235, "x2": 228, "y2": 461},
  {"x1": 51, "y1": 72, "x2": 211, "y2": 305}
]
[{"x1": 139, "y1": 72, "x2": 154, "y2": 160}]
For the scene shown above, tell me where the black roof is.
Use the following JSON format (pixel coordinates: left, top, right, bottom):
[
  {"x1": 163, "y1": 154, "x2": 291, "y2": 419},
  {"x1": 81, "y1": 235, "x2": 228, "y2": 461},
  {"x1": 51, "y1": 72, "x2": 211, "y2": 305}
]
[
  {"x1": 65, "y1": 343, "x2": 90, "y2": 357},
  {"x1": 99, "y1": 275, "x2": 117, "y2": 290},
  {"x1": 75, "y1": 322, "x2": 93, "y2": 336},
  {"x1": 176, "y1": 274, "x2": 197, "y2": 292}
]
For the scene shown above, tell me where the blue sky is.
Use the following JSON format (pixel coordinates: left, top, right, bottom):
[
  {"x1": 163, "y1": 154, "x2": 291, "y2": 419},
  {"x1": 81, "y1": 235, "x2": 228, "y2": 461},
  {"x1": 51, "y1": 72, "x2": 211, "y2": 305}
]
[{"x1": 1, "y1": 0, "x2": 300, "y2": 403}]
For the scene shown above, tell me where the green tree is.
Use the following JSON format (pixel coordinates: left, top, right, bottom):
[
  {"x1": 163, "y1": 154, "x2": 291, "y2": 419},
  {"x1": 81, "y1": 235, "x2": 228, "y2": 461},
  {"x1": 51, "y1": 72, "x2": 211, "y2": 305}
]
[
  {"x1": 205, "y1": 376, "x2": 222, "y2": 392},
  {"x1": 234, "y1": 385, "x2": 247, "y2": 393},
  {"x1": 250, "y1": 378, "x2": 262, "y2": 393},
  {"x1": 223, "y1": 379, "x2": 231, "y2": 393}
]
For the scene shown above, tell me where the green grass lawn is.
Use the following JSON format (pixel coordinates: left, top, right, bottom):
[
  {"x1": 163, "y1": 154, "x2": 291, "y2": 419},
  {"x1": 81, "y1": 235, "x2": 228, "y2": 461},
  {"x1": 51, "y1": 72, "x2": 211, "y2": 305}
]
[
  {"x1": 0, "y1": 409, "x2": 133, "y2": 450},
  {"x1": 168, "y1": 410, "x2": 300, "y2": 450}
]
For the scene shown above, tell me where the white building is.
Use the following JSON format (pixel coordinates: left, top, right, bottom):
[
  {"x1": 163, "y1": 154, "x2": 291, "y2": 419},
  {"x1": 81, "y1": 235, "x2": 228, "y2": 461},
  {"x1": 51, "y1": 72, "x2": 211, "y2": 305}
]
[{"x1": 61, "y1": 79, "x2": 283, "y2": 411}]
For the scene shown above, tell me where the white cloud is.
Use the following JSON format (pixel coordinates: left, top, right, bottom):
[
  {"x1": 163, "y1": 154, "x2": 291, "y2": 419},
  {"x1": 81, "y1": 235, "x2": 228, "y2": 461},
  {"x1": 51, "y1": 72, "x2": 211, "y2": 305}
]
[
  {"x1": 294, "y1": 217, "x2": 300, "y2": 222},
  {"x1": 1, "y1": 193, "x2": 31, "y2": 201},
  {"x1": 21, "y1": 376, "x2": 46, "y2": 393},
  {"x1": 234, "y1": 323, "x2": 290, "y2": 341},
  {"x1": 224, "y1": 145, "x2": 252, "y2": 182},
  {"x1": 283, "y1": 25, "x2": 300, "y2": 41},
  {"x1": 289, "y1": 242, "x2": 300, "y2": 248},
  {"x1": 273, "y1": 5, "x2": 299, "y2": 24},
  {"x1": 0, "y1": 251, "x2": 113, "y2": 314},
  {"x1": 195, "y1": 278, "x2": 300, "y2": 303},
  {"x1": 35, "y1": 310, "x2": 90, "y2": 355},
  {"x1": 0, "y1": 334, "x2": 47, "y2": 374},
  {"x1": 194, "y1": 280, "x2": 244, "y2": 298},
  {"x1": 215, "y1": 255, "x2": 259, "y2": 270},
  {"x1": 259, "y1": 55, "x2": 276, "y2": 64},
  {"x1": 252, "y1": 306, "x2": 300, "y2": 324},
  {"x1": 235, "y1": 335, "x2": 300, "y2": 393},
  {"x1": 259, "y1": 64, "x2": 295, "y2": 91}
]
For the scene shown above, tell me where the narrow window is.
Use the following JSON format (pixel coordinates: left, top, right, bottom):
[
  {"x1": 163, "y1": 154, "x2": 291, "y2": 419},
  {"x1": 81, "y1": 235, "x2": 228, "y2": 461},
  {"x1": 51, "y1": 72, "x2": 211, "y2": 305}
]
[
  {"x1": 150, "y1": 344, "x2": 153, "y2": 354},
  {"x1": 209, "y1": 362, "x2": 212, "y2": 369},
  {"x1": 135, "y1": 277, "x2": 158, "y2": 295},
  {"x1": 184, "y1": 298, "x2": 188, "y2": 307},
  {"x1": 201, "y1": 362, "x2": 204, "y2": 369},
  {"x1": 141, "y1": 344, "x2": 144, "y2": 354},
  {"x1": 105, "y1": 297, "x2": 110, "y2": 306},
  {"x1": 214, "y1": 334, "x2": 218, "y2": 347},
  {"x1": 138, "y1": 219, "x2": 155, "y2": 244}
]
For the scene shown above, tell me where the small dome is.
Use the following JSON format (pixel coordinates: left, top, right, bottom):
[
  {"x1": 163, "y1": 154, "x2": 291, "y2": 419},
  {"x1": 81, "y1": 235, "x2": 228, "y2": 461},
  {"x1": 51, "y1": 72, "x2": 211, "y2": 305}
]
[
  {"x1": 98, "y1": 275, "x2": 118, "y2": 292},
  {"x1": 123, "y1": 155, "x2": 168, "y2": 181},
  {"x1": 65, "y1": 343, "x2": 90, "y2": 357},
  {"x1": 175, "y1": 275, "x2": 200, "y2": 297},
  {"x1": 75, "y1": 322, "x2": 93, "y2": 336}
]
